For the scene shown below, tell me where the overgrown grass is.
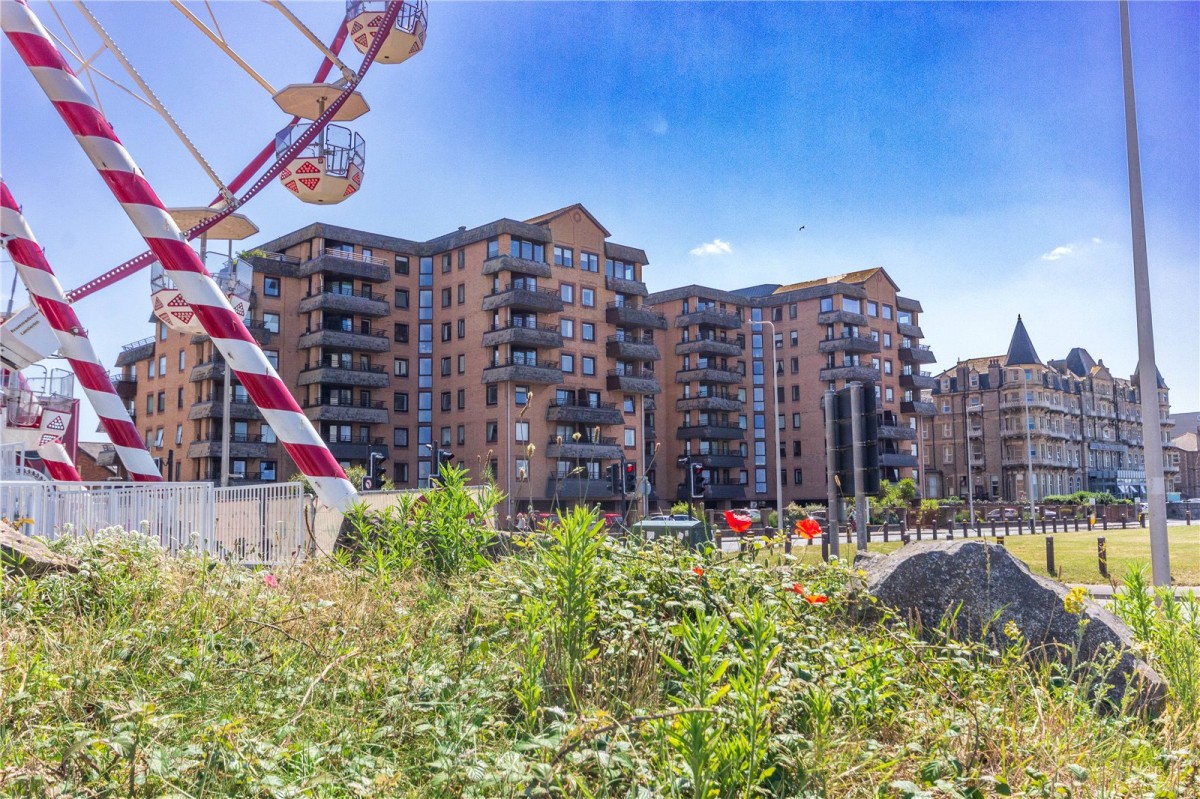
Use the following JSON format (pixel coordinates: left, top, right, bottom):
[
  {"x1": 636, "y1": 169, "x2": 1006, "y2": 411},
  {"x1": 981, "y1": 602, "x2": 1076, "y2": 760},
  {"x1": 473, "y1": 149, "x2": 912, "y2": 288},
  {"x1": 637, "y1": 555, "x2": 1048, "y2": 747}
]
[{"x1": 2, "y1": 512, "x2": 1198, "y2": 797}]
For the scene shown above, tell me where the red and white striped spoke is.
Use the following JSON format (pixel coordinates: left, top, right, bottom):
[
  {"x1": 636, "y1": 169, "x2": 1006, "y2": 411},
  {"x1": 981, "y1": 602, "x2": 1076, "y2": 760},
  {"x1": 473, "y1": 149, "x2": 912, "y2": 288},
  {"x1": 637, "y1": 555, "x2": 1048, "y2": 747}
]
[
  {"x1": 37, "y1": 442, "x2": 81, "y2": 482},
  {"x1": 1, "y1": 180, "x2": 161, "y2": 482},
  {"x1": 1, "y1": 0, "x2": 356, "y2": 510}
]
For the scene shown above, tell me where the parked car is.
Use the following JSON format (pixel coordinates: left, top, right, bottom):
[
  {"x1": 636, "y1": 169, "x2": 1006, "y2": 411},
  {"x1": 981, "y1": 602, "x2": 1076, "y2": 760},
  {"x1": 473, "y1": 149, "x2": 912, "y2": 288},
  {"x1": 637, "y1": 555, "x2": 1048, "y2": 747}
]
[
  {"x1": 731, "y1": 508, "x2": 762, "y2": 523},
  {"x1": 1039, "y1": 507, "x2": 1057, "y2": 519},
  {"x1": 985, "y1": 508, "x2": 1019, "y2": 521}
]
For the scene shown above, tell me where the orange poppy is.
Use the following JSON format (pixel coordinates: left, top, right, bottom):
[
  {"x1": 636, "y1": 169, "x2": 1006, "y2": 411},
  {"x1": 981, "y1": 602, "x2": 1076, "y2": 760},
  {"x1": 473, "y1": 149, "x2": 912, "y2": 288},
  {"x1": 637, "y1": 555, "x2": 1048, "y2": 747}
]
[
  {"x1": 692, "y1": 566, "x2": 704, "y2": 577},
  {"x1": 804, "y1": 594, "x2": 828, "y2": 604},
  {"x1": 795, "y1": 518, "x2": 822, "y2": 540},
  {"x1": 724, "y1": 510, "x2": 753, "y2": 534}
]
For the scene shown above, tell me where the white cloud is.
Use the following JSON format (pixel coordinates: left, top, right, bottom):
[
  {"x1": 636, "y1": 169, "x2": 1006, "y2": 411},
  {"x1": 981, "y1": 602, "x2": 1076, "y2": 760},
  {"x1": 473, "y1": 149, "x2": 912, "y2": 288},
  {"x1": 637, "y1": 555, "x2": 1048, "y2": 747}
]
[
  {"x1": 1041, "y1": 244, "x2": 1075, "y2": 261},
  {"x1": 690, "y1": 238, "x2": 732, "y2": 257}
]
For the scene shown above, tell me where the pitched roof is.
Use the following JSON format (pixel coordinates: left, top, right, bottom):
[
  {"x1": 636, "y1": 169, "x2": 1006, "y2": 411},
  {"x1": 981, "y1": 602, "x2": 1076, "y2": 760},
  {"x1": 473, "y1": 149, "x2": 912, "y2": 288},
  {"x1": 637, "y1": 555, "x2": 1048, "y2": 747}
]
[
  {"x1": 772, "y1": 266, "x2": 897, "y2": 294},
  {"x1": 1132, "y1": 361, "x2": 1169, "y2": 390},
  {"x1": 524, "y1": 203, "x2": 611, "y2": 237},
  {"x1": 1004, "y1": 315, "x2": 1042, "y2": 366}
]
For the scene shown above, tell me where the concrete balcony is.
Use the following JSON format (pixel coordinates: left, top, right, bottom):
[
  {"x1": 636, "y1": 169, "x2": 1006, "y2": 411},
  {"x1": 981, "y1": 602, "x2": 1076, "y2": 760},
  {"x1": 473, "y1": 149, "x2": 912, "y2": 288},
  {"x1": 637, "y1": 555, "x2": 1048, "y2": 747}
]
[
  {"x1": 897, "y1": 322, "x2": 924, "y2": 339},
  {"x1": 898, "y1": 345, "x2": 937, "y2": 364},
  {"x1": 605, "y1": 302, "x2": 668, "y2": 330},
  {"x1": 298, "y1": 327, "x2": 392, "y2": 353},
  {"x1": 605, "y1": 335, "x2": 661, "y2": 361},
  {"x1": 675, "y1": 367, "x2": 743, "y2": 384},
  {"x1": 604, "y1": 274, "x2": 649, "y2": 296},
  {"x1": 676, "y1": 424, "x2": 745, "y2": 441},
  {"x1": 483, "y1": 360, "x2": 564, "y2": 385},
  {"x1": 297, "y1": 249, "x2": 391, "y2": 282},
  {"x1": 95, "y1": 445, "x2": 117, "y2": 467},
  {"x1": 546, "y1": 399, "x2": 623, "y2": 426},
  {"x1": 298, "y1": 287, "x2": 390, "y2": 317},
  {"x1": 700, "y1": 483, "x2": 746, "y2": 501},
  {"x1": 188, "y1": 400, "x2": 262, "y2": 421},
  {"x1": 482, "y1": 285, "x2": 565, "y2": 314},
  {"x1": 110, "y1": 374, "x2": 138, "y2": 400},
  {"x1": 900, "y1": 400, "x2": 938, "y2": 416},
  {"x1": 482, "y1": 322, "x2": 563, "y2": 350},
  {"x1": 676, "y1": 308, "x2": 742, "y2": 329},
  {"x1": 328, "y1": 437, "x2": 387, "y2": 461},
  {"x1": 115, "y1": 337, "x2": 155, "y2": 366},
  {"x1": 606, "y1": 370, "x2": 661, "y2": 394},
  {"x1": 546, "y1": 476, "x2": 620, "y2": 499},
  {"x1": 817, "y1": 309, "x2": 867, "y2": 326},
  {"x1": 297, "y1": 363, "x2": 390, "y2": 388},
  {"x1": 818, "y1": 336, "x2": 881, "y2": 355},
  {"x1": 545, "y1": 436, "x2": 623, "y2": 461},
  {"x1": 675, "y1": 338, "x2": 743, "y2": 357},
  {"x1": 695, "y1": 452, "x2": 745, "y2": 468},
  {"x1": 188, "y1": 436, "x2": 270, "y2": 460},
  {"x1": 819, "y1": 365, "x2": 881, "y2": 382},
  {"x1": 879, "y1": 452, "x2": 919, "y2": 468},
  {"x1": 302, "y1": 399, "x2": 388, "y2": 425},
  {"x1": 877, "y1": 424, "x2": 918, "y2": 440},
  {"x1": 899, "y1": 371, "x2": 937, "y2": 390},
  {"x1": 676, "y1": 395, "x2": 743, "y2": 413},
  {"x1": 482, "y1": 254, "x2": 553, "y2": 279},
  {"x1": 189, "y1": 361, "x2": 226, "y2": 383}
]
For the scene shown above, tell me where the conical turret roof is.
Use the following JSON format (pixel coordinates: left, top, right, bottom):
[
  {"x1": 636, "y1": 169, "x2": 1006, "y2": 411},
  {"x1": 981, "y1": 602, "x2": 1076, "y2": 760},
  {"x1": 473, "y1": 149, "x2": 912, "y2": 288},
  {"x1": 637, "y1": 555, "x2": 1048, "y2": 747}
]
[{"x1": 1004, "y1": 315, "x2": 1042, "y2": 367}]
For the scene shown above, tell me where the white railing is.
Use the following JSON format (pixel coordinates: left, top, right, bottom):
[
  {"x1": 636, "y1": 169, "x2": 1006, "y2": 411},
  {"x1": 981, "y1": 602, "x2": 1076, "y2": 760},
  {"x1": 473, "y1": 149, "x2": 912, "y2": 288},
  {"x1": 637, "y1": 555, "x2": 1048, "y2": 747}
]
[
  {"x1": 1, "y1": 481, "x2": 305, "y2": 566},
  {"x1": 322, "y1": 247, "x2": 387, "y2": 266}
]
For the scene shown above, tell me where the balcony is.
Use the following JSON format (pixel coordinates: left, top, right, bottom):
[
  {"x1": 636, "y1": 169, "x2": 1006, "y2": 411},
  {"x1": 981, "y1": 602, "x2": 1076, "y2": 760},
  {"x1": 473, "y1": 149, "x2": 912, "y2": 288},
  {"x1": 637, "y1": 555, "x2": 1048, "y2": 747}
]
[
  {"x1": 675, "y1": 337, "x2": 743, "y2": 357},
  {"x1": 877, "y1": 424, "x2": 918, "y2": 440},
  {"x1": 115, "y1": 337, "x2": 155, "y2": 366},
  {"x1": 482, "y1": 284, "x2": 564, "y2": 314},
  {"x1": 302, "y1": 397, "x2": 388, "y2": 425},
  {"x1": 879, "y1": 452, "x2": 919, "y2": 468},
  {"x1": 482, "y1": 321, "x2": 563, "y2": 350},
  {"x1": 483, "y1": 359, "x2": 564, "y2": 385},
  {"x1": 695, "y1": 452, "x2": 746, "y2": 468},
  {"x1": 481, "y1": 254, "x2": 553, "y2": 279},
  {"x1": 604, "y1": 274, "x2": 649, "y2": 296},
  {"x1": 817, "y1": 309, "x2": 867, "y2": 326},
  {"x1": 95, "y1": 445, "x2": 117, "y2": 467},
  {"x1": 818, "y1": 336, "x2": 881, "y2": 355},
  {"x1": 967, "y1": 426, "x2": 984, "y2": 438},
  {"x1": 544, "y1": 435, "x2": 623, "y2": 461},
  {"x1": 675, "y1": 366, "x2": 743, "y2": 385},
  {"x1": 545, "y1": 476, "x2": 620, "y2": 499},
  {"x1": 898, "y1": 344, "x2": 937, "y2": 364},
  {"x1": 109, "y1": 373, "x2": 138, "y2": 400},
  {"x1": 676, "y1": 424, "x2": 745, "y2": 441},
  {"x1": 897, "y1": 322, "x2": 924, "y2": 339},
  {"x1": 299, "y1": 286, "x2": 390, "y2": 317},
  {"x1": 605, "y1": 302, "x2": 668, "y2": 330},
  {"x1": 606, "y1": 369, "x2": 661, "y2": 394},
  {"x1": 701, "y1": 483, "x2": 746, "y2": 501},
  {"x1": 546, "y1": 399, "x2": 623, "y2": 425},
  {"x1": 605, "y1": 334, "x2": 661, "y2": 361},
  {"x1": 819, "y1": 365, "x2": 880, "y2": 382},
  {"x1": 297, "y1": 362, "x2": 390, "y2": 388},
  {"x1": 298, "y1": 248, "x2": 391, "y2": 282},
  {"x1": 676, "y1": 394, "x2": 743, "y2": 413},
  {"x1": 188, "y1": 435, "x2": 270, "y2": 460},
  {"x1": 298, "y1": 326, "x2": 391, "y2": 353},
  {"x1": 188, "y1": 399, "x2": 262, "y2": 421},
  {"x1": 675, "y1": 308, "x2": 743, "y2": 330},
  {"x1": 899, "y1": 371, "x2": 937, "y2": 390},
  {"x1": 900, "y1": 400, "x2": 938, "y2": 416},
  {"x1": 328, "y1": 436, "x2": 387, "y2": 461},
  {"x1": 189, "y1": 360, "x2": 226, "y2": 383}
]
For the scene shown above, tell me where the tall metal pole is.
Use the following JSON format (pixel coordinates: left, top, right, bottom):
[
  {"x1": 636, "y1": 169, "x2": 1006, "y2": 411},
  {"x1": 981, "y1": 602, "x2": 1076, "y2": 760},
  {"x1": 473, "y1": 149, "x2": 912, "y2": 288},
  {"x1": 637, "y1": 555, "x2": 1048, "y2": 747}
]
[
  {"x1": 221, "y1": 366, "x2": 232, "y2": 486},
  {"x1": 1119, "y1": 0, "x2": 1169, "y2": 586},
  {"x1": 756, "y1": 320, "x2": 785, "y2": 534},
  {"x1": 824, "y1": 389, "x2": 840, "y2": 560},
  {"x1": 965, "y1": 403, "x2": 976, "y2": 526},
  {"x1": 1023, "y1": 368, "x2": 1036, "y2": 521},
  {"x1": 849, "y1": 382, "x2": 868, "y2": 550}
]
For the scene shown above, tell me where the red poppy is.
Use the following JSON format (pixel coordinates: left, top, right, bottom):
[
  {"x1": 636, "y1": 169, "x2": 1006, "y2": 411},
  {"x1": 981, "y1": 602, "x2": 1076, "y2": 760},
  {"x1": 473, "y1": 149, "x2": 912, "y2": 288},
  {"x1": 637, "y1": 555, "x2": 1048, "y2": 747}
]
[
  {"x1": 692, "y1": 566, "x2": 704, "y2": 578},
  {"x1": 795, "y1": 518, "x2": 822, "y2": 540},
  {"x1": 724, "y1": 510, "x2": 753, "y2": 534},
  {"x1": 790, "y1": 583, "x2": 804, "y2": 594},
  {"x1": 804, "y1": 594, "x2": 828, "y2": 604}
]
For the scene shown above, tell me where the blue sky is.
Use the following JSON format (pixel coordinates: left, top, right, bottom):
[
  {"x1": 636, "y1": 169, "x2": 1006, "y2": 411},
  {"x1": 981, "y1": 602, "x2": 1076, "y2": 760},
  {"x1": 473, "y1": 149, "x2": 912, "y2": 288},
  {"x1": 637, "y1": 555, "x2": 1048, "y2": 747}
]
[{"x1": 3, "y1": 1, "x2": 1197, "y2": 439}]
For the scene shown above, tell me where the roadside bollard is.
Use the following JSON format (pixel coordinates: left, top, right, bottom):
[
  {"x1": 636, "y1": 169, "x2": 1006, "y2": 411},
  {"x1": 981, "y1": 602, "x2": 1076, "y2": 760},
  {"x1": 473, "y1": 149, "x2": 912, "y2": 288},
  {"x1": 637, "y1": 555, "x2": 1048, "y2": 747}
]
[
  {"x1": 1003, "y1": 519, "x2": 1010, "y2": 537},
  {"x1": 784, "y1": 534, "x2": 792, "y2": 555},
  {"x1": 1045, "y1": 537, "x2": 1056, "y2": 577},
  {"x1": 900, "y1": 531, "x2": 911, "y2": 545},
  {"x1": 883, "y1": 523, "x2": 890, "y2": 543},
  {"x1": 714, "y1": 529, "x2": 724, "y2": 552},
  {"x1": 821, "y1": 532, "x2": 830, "y2": 562},
  {"x1": 991, "y1": 520, "x2": 997, "y2": 538},
  {"x1": 1097, "y1": 537, "x2": 1108, "y2": 578},
  {"x1": 1139, "y1": 512, "x2": 1146, "y2": 528},
  {"x1": 915, "y1": 526, "x2": 922, "y2": 541}
]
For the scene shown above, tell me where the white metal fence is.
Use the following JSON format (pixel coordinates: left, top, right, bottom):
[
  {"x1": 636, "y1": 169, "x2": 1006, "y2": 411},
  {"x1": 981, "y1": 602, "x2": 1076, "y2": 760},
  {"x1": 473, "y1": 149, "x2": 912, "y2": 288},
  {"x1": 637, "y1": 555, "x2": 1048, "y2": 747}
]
[{"x1": 0, "y1": 480, "x2": 305, "y2": 566}]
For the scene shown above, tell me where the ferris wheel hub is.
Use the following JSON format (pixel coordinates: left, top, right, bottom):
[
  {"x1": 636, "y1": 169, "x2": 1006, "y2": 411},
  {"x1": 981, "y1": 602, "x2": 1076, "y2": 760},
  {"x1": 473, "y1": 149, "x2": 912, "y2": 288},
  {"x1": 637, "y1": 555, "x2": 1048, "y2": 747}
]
[
  {"x1": 273, "y1": 83, "x2": 370, "y2": 122},
  {"x1": 166, "y1": 208, "x2": 259, "y2": 240}
]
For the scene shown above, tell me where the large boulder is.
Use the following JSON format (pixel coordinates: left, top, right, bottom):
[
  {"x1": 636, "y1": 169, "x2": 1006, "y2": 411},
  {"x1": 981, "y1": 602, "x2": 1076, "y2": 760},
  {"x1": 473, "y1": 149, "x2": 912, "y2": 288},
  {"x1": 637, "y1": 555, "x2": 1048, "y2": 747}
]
[
  {"x1": 860, "y1": 540, "x2": 1165, "y2": 716},
  {"x1": 1, "y1": 521, "x2": 79, "y2": 577}
]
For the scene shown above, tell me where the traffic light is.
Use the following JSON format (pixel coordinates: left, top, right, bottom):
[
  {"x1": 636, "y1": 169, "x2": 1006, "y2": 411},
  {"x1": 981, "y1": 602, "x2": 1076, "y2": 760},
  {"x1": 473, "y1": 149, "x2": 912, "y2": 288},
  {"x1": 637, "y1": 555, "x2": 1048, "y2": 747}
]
[
  {"x1": 607, "y1": 463, "x2": 621, "y2": 493},
  {"x1": 831, "y1": 384, "x2": 881, "y2": 497},
  {"x1": 432, "y1": 449, "x2": 454, "y2": 483},
  {"x1": 689, "y1": 462, "x2": 707, "y2": 498},
  {"x1": 623, "y1": 461, "x2": 637, "y2": 493}
]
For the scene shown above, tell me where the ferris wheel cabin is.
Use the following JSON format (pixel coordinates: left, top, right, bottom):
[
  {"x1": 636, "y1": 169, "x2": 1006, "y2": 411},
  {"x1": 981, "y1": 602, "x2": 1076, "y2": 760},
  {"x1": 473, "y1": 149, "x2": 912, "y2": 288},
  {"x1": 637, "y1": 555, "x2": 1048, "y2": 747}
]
[
  {"x1": 345, "y1": 0, "x2": 428, "y2": 64},
  {"x1": 276, "y1": 123, "x2": 366, "y2": 204}
]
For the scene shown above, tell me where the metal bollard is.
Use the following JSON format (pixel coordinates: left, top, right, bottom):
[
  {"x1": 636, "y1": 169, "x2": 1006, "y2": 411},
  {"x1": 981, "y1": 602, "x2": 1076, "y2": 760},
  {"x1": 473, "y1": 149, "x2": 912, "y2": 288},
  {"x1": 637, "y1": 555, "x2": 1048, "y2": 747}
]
[
  {"x1": 1097, "y1": 537, "x2": 1108, "y2": 578},
  {"x1": 1041, "y1": 519, "x2": 1047, "y2": 535},
  {"x1": 1045, "y1": 537, "x2": 1056, "y2": 577},
  {"x1": 1139, "y1": 512, "x2": 1146, "y2": 528},
  {"x1": 1103, "y1": 516, "x2": 1108, "y2": 531},
  {"x1": 991, "y1": 520, "x2": 997, "y2": 538},
  {"x1": 784, "y1": 534, "x2": 792, "y2": 555},
  {"x1": 883, "y1": 522, "x2": 890, "y2": 543},
  {"x1": 915, "y1": 526, "x2": 922, "y2": 541},
  {"x1": 821, "y1": 532, "x2": 830, "y2": 562},
  {"x1": 714, "y1": 529, "x2": 724, "y2": 552}
]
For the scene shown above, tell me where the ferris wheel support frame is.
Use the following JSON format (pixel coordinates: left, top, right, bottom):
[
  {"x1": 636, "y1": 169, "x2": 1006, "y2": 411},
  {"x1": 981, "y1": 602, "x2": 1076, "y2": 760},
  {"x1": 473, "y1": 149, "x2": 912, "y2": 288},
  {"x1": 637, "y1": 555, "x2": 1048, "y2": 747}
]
[
  {"x1": 37, "y1": 441, "x2": 81, "y2": 481},
  {"x1": 0, "y1": 0, "x2": 406, "y2": 511},
  {"x1": 0, "y1": 179, "x2": 162, "y2": 482}
]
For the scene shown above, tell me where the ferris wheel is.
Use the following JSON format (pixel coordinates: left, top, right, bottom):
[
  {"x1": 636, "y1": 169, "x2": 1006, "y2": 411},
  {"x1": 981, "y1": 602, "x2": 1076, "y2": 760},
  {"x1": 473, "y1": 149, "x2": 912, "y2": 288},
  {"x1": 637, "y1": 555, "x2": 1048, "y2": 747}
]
[{"x1": 0, "y1": 0, "x2": 428, "y2": 511}]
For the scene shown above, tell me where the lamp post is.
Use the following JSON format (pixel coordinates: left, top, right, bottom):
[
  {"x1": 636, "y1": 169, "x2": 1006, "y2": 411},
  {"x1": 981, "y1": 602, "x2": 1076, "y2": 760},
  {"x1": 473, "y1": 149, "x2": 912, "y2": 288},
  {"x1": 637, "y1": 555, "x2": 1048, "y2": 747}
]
[{"x1": 753, "y1": 319, "x2": 785, "y2": 536}]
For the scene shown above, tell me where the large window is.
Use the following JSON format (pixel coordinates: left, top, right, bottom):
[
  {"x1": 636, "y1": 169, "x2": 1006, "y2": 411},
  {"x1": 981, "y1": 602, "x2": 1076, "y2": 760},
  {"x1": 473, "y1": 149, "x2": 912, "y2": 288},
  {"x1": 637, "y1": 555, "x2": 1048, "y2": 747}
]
[
  {"x1": 262, "y1": 313, "x2": 280, "y2": 333},
  {"x1": 554, "y1": 246, "x2": 573, "y2": 268},
  {"x1": 263, "y1": 277, "x2": 280, "y2": 297},
  {"x1": 580, "y1": 287, "x2": 595, "y2": 308},
  {"x1": 510, "y1": 238, "x2": 546, "y2": 262},
  {"x1": 580, "y1": 251, "x2": 599, "y2": 272}
]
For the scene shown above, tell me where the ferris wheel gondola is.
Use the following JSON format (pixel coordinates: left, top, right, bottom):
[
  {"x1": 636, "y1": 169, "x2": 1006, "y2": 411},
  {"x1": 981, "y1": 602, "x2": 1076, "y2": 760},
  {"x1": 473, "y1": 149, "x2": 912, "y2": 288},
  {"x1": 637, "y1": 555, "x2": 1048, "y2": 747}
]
[
  {"x1": 346, "y1": 0, "x2": 427, "y2": 64},
  {"x1": 275, "y1": 122, "x2": 366, "y2": 204}
]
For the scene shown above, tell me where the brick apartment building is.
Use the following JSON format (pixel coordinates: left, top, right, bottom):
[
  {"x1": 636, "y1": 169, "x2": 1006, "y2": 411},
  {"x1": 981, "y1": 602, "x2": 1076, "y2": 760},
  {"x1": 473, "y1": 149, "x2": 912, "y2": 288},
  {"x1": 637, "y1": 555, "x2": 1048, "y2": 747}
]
[
  {"x1": 923, "y1": 315, "x2": 1179, "y2": 503},
  {"x1": 109, "y1": 205, "x2": 936, "y2": 514}
]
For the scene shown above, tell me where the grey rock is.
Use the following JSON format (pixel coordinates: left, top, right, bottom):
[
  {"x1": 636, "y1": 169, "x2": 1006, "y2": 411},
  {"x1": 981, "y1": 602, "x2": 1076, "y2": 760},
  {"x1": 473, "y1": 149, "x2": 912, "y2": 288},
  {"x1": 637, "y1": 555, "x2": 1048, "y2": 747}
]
[
  {"x1": 861, "y1": 540, "x2": 1166, "y2": 716},
  {"x1": 1, "y1": 521, "x2": 80, "y2": 577}
]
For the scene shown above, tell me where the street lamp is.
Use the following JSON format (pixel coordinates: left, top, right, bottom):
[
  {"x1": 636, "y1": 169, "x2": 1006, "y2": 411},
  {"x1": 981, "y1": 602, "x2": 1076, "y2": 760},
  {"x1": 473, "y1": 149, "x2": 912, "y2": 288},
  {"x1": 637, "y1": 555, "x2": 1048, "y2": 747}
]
[{"x1": 753, "y1": 319, "x2": 785, "y2": 535}]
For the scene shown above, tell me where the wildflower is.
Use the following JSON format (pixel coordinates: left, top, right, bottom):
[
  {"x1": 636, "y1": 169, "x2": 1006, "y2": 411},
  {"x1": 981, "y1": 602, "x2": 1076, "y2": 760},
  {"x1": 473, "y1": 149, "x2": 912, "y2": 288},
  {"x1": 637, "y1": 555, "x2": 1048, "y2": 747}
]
[
  {"x1": 803, "y1": 594, "x2": 828, "y2": 604},
  {"x1": 723, "y1": 510, "x2": 753, "y2": 534},
  {"x1": 263, "y1": 573, "x2": 279, "y2": 589},
  {"x1": 1003, "y1": 619, "x2": 1022, "y2": 640},
  {"x1": 790, "y1": 583, "x2": 804, "y2": 594},
  {"x1": 1063, "y1": 586, "x2": 1088, "y2": 615},
  {"x1": 795, "y1": 518, "x2": 822, "y2": 540},
  {"x1": 692, "y1": 566, "x2": 704, "y2": 578}
]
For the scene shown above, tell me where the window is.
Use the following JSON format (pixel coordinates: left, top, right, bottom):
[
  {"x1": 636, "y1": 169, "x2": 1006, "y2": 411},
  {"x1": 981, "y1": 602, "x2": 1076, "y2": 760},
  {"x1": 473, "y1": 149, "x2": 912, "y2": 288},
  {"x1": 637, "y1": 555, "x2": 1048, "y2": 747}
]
[
  {"x1": 175, "y1": 424, "x2": 184, "y2": 445},
  {"x1": 882, "y1": 304, "x2": 894, "y2": 320},
  {"x1": 441, "y1": 322, "x2": 452, "y2": 342},
  {"x1": 867, "y1": 300, "x2": 878, "y2": 317},
  {"x1": 509, "y1": 238, "x2": 546, "y2": 262},
  {"x1": 792, "y1": 413, "x2": 801, "y2": 428},
  {"x1": 154, "y1": 427, "x2": 164, "y2": 448},
  {"x1": 457, "y1": 284, "x2": 465, "y2": 305},
  {"x1": 884, "y1": 360, "x2": 893, "y2": 376},
  {"x1": 394, "y1": 392, "x2": 409, "y2": 412},
  {"x1": 842, "y1": 297, "x2": 861, "y2": 314},
  {"x1": 395, "y1": 255, "x2": 410, "y2": 275},
  {"x1": 394, "y1": 358, "x2": 408, "y2": 377},
  {"x1": 158, "y1": 322, "x2": 168, "y2": 341},
  {"x1": 515, "y1": 458, "x2": 529, "y2": 481},
  {"x1": 457, "y1": 354, "x2": 465, "y2": 374},
  {"x1": 580, "y1": 251, "x2": 599, "y2": 272},
  {"x1": 560, "y1": 283, "x2": 574, "y2": 304},
  {"x1": 624, "y1": 428, "x2": 636, "y2": 447},
  {"x1": 394, "y1": 323, "x2": 409, "y2": 343},
  {"x1": 457, "y1": 389, "x2": 465, "y2": 409},
  {"x1": 177, "y1": 351, "x2": 185, "y2": 372},
  {"x1": 515, "y1": 421, "x2": 529, "y2": 442},
  {"x1": 790, "y1": 331, "x2": 798, "y2": 347},
  {"x1": 148, "y1": 358, "x2": 156, "y2": 379},
  {"x1": 581, "y1": 322, "x2": 595, "y2": 342},
  {"x1": 393, "y1": 427, "x2": 409, "y2": 447},
  {"x1": 441, "y1": 253, "x2": 452, "y2": 274},
  {"x1": 791, "y1": 385, "x2": 800, "y2": 401},
  {"x1": 883, "y1": 333, "x2": 892, "y2": 348},
  {"x1": 263, "y1": 276, "x2": 281, "y2": 297},
  {"x1": 395, "y1": 288, "x2": 409, "y2": 308},
  {"x1": 177, "y1": 387, "x2": 184, "y2": 408},
  {"x1": 441, "y1": 287, "x2": 452, "y2": 307},
  {"x1": 793, "y1": 469, "x2": 803, "y2": 485},
  {"x1": 560, "y1": 353, "x2": 574, "y2": 373},
  {"x1": 261, "y1": 425, "x2": 276, "y2": 444},
  {"x1": 560, "y1": 318, "x2": 574, "y2": 339},
  {"x1": 440, "y1": 391, "x2": 451, "y2": 411},
  {"x1": 819, "y1": 297, "x2": 834, "y2": 312},
  {"x1": 623, "y1": 396, "x2": 635, "y2": 413},
  {"x1": 486, "y1": 238, "x2": 499, "y2": 258},
  {"x1": 486, "y1": 385, "x2": 498, "y2": 406},
  {"x1": 885, "y1": 387, "x2": 894, "y2": 402},
  {"x1": 156, "y1": 391, "x2": 165, "y2": 412},
  {"x1": 486, "y1": 421, "x2": 498, "y2": 442},
  {"x1": 158, "y1": 355, "x2": 167, "y2": 376},
  {"x1": 943, "y1": 444, "x2": 953, "y2": 464},
  {"x1": 582, "y1": 356, "x2": 596, "y2": 376},
  {"x1": 554, "y1": 246, "x2": 573, "y2": 268},
  {"x1": 261, "y1": 461, "x2": 277, "y2": 481},
  {"x1": 790, "y1": 357, "x2": 799, "y2": 374},
  {"x1": 457, "y1": 319, "x2": 465, "y2": 339},
  {"x1": 580, "y1": 287, "x2": 595, "y2": 307},
  {"x1": 440, "y1": 357, "x2": 451, "y2": 376},
  {"x1": 515, "y1": 385, "x2": 529, "y2": 406},
  {"x1": 263, "y1": 313, "x2": 280, "y2": 333},
  {"x1": 792, "y1": 440, "x2": 802, "y2": 456}
]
